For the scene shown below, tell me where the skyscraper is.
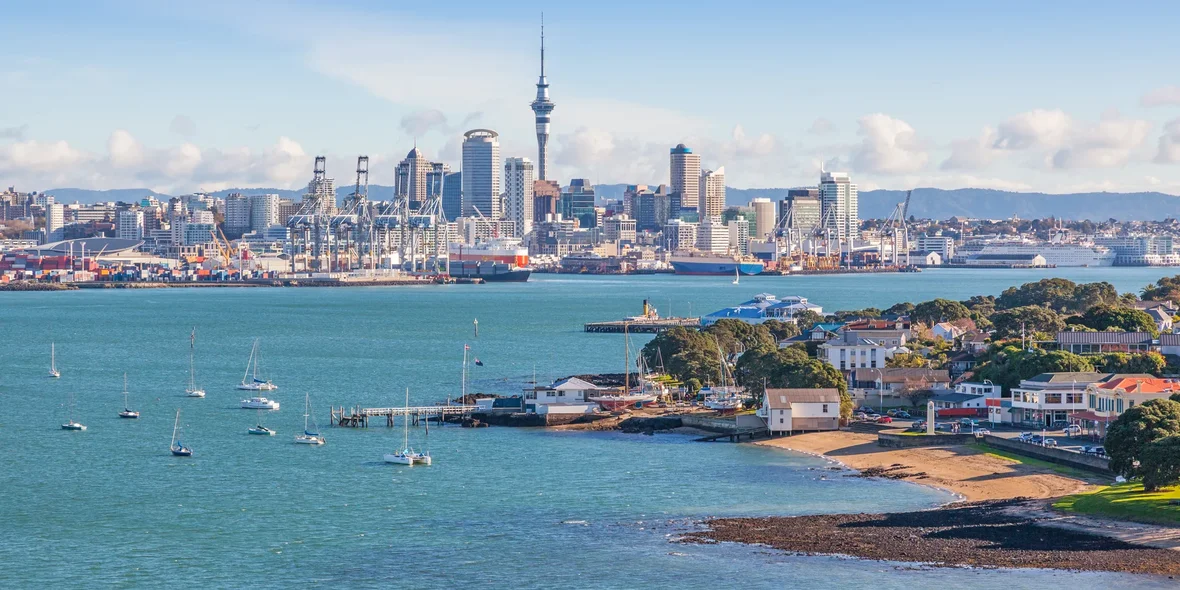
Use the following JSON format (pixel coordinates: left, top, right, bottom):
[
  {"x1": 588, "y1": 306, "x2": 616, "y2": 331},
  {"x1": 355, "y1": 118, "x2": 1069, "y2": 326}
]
[
  {"x1": 442, "y1": 171, "x2": 462, "y2": 221},
  {"x1": 669, "y1": 144, "x2": 700, "y2": 210},
  {"x1": 45, "y1": 202, "x2": 64, "y2": 243},
  {"x1": 461, "y1": 129, "x2": 502, "y2": 218},
  {"x1": 224, "y1": 193, "x2": 251, "y2": 236},
  {"x1": 533, "y1": 180, "x2": 561, "y2": 223},
  {"x1": 562, "y1": 179, "x2": 596, "y2": 228},
  {"x1": 504, "y1": 157, "x2": 535, "y2": 236},
  {"x1": 751, "y1": 198, "x2": 776, "y2": 240},
  {"x1": 530, "y1": 18, "x2": 555, "y2": 180},
  {"x1": 699, "y1": 167, "x2": 725, "y2": 220},
  {"x1": 395, "y1": 147, "x2": 433, "y2": 207},
  {"x1": 819, "y1": 170, "x2": 859, "y2": 240},
  {"x1": 250, "y1": 194, "x2": 280, "y2": 232}
]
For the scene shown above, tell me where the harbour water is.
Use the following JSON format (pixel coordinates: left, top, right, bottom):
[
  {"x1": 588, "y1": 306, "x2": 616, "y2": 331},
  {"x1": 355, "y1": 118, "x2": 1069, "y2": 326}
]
[{"x1": 2, "y1": 268, "x2": 1178, "y2": 588}]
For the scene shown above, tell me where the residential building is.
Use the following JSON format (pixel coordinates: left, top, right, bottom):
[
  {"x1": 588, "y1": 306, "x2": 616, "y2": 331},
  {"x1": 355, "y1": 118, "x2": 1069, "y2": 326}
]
[
  {"x1": 461, "y1": 129, "x2": 501, "y2": 218},
  {"x1": 116, "y1": 209, "x2": 145, "y2": 240},
  {"x1": 45, "y1": 203, "x2": 65, "y2": 243},
  {"x1": 751, "y1": 198, "x2": 776, "y2": 240},
  {"x1": 523, "y1": 377, "x2": 600, "y2": 416},
  {"x1": 663, "y1": 219, "x2": 697, "y2": 251},
  {"x1": 603, "y1": 215, "x2": 636, "y2": 243},
  {"x1": 1145, "y1": 307, "x2": 1174, "y2": 333},
  {"x1": 189, "y1": 209, "x2": 215, "y2": 225},
  {"x1": 1056, "y1": 331, "x2": 1153, "y2": 354},
  {"x1": 780, "y1": 189, "x2": 822, "y2": 233},
  {"x1": 763, "y1": 388, "x2": 841, "y2": 434},
  {"x1": 181, "y1": 221, "x2": 216, "y2": 246},
  {"x1": 851, "y1": 367, "x2": 951, "y2": 408},
  {"x1": 696, "y1": 217, "x2": 728, "y2": 253},
  {"x1": 820, "y1": 330, "x2": 906, "y2": 372},
  {"x1": 1159, "y1": 333, "x2": 1180, "y2": 356},
  {"x1": 819, "y1": 170, "x2": 858, "y2": 240},
  {"x1": 669, "y1": 143, "x2": 701, "y2": 210},
  {"x1": 1081, "y1": 376, "x2": 1180, "y2": 435},
  {"x1": 1010, "y1": 372, "x2": 1132, "y2": 427},
  {"x1": 932, "y1": 322, "x2": 966, "y2": 342},
  {"x1": 503, "y1": 157, "x2": 535, "y2": 237},
  {"x1": 250, "y1": 194, "x2": 280, "y2": 232},
  {"x1": 727, "y1": 218, "x2": 750, "y2": 255},
  {"x1": 224, "y1": 194, "x2": 251, "y2": 235},
  {"x1": 699, "y1": 167, "x2": 726, "y2": 220}
]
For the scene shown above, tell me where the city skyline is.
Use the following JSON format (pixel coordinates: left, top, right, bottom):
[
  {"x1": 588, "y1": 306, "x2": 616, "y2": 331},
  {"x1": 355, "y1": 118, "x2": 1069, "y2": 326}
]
[{"x1": 3, "y1": 1, "x2": 1180, "y2": 195}]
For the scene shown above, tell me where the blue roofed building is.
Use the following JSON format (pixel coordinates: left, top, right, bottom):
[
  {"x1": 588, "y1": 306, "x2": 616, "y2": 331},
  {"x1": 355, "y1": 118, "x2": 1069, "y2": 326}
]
[{"x1": 701, "y1": 293, "x2": 824, "y2": 326}]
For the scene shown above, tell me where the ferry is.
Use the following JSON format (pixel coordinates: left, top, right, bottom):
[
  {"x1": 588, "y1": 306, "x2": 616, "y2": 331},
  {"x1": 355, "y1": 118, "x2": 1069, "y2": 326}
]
[
  {"x1": 959, "y1": 241, "x2": 1116, "y2": 267},
  {"x1": 447, "y1": 238, "x2": 531, "y2": 282},
  {"x1": 669, "y1": 252, "x2": 764, "y2": 276}
]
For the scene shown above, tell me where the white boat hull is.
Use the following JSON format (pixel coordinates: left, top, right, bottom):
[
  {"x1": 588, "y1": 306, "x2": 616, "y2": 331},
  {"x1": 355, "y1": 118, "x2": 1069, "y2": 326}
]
[
  {"x1": 241, "y1": 399, "x2": 280, "y2": 410},
  {"x1": 248, "y1": 427, "x2": 276, "y2": 436},
  {"x1": 186, "y1": 389, "x2": 206, "y2": 398},
  {"x1": 238, "y1": 383, "x2": 277, "y2": 391},
  {"x1": 384, "y1": 454, "x2": 413, "y2": 465},
  {"x1": 295, "y1": 435, "x2": 324, "y2": 445}
]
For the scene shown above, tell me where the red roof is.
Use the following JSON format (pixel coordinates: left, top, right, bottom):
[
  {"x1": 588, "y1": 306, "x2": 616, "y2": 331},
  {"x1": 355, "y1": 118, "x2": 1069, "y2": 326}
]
[{"x1": 1097, "y1": 377, "x2": 1180, "y2": 394}]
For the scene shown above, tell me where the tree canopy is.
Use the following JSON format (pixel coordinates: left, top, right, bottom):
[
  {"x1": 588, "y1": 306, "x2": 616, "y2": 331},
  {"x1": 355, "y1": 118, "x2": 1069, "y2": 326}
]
[
  {"x1": 973, "y1": 346, "x2": 1095, "y2": 392},
  {"x1": 640, "y1": 327, "x2": 723, "y2": 385},
  {"x1": 703, "y1": 319, "x2": 776, "y2": 356},
  {"x1": 1141, "y1": 275, "x2": 1180, "y2": 304},
  {"x1": 1105, "y1": 399, "x2": 1180, "y2": 490},
  {"x1": 761, "y1": 319, "x2": 801, "y2": 343},
  {"x1": 910, "y1": 298, "x2": 971, "y2": 326},
  {"x1": 996, "y1": 278, "x2": 1118, "y2": 314},
  {"x1": 1093, "y1": 352, "x2": 1167, "y2": 375},
  {"x1": 734, "y1": 345, "x2": 852, "y2": 418},
  {"x1": 1070, "y1": 305, "x2": 1160, "y2": 337},
  {"x1": 990, "y1": 305, "x2": 1065, "y2": 339}
]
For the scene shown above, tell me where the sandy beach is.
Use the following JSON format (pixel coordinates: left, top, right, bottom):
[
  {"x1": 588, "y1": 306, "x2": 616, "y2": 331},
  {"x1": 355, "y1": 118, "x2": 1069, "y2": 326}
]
[{"x1": 757, "y1": 431, "x2": 1098, "y2": 501}]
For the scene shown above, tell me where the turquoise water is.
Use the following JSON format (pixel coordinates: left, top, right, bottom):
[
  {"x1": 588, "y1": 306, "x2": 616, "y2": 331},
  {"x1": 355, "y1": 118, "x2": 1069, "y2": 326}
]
[{"x1": 2, "y1": 269, "x2": 1178, "y2": 588}]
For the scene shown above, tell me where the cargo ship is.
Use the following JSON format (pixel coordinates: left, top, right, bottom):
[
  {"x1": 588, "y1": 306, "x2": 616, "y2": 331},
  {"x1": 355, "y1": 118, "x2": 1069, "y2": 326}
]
[
  {"x1": 447, "y1": 239, "x2": 531, "y2": 282},
  {"x1": 669, "y1": 252, "x2": 764, "y2": 276}
]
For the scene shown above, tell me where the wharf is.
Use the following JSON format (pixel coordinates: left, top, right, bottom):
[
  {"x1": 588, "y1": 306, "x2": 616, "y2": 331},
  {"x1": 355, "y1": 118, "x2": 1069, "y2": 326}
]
[
  {"x1": 584, "y1": 318, "x2": 700, "y2": 333},
  {"x1": 331, "y1": 404, "x2": 478, "y2": 427}
]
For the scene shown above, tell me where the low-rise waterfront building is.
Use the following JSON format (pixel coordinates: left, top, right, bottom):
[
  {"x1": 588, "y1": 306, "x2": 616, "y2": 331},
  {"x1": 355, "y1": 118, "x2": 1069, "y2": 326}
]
[
  {"x1": 1010, "y1": 372, "x2": 1152, "y2": 428},
  {"x1": 701, "y1": 293, "x2": 823, "y2": 326},
  {"x1": 1056, "y1": 331, "x2": 1153, "y2": 354},
  {"x1": 523, "y1": 377, "x2": 601, "y2": 415},
  {"x1": 763, "y1": 388, "x2": 841, "y2": 434},
  {"x1": 850, "y1": 368, "x2": 951, "y2": 409},
  {"x1": 1075, "y1": 376, "x2": 1180, "y2": 435}
]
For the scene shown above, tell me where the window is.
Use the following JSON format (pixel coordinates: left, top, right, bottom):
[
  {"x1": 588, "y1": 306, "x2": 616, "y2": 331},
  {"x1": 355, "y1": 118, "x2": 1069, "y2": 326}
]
[
  {"x1": 779, "y1": 418, "x2": 784, "y2": 424},
  {"x1": 822, "y1": 404, "x2": 829, "y2": 413},
  {"x1": 547, "y1": 391, "x2": 556, "y2": 397}
]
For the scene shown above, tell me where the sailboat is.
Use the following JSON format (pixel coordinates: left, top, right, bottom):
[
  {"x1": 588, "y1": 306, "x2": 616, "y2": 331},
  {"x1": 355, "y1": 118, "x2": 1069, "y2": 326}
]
[
  {"x1": 294, "y1": 393, "x2": 324, "y2": 444},
  {"x1": 248, "y1": 409, "x2": 276, "y2": 435},
  {"x1": 702, "y1": 341, "x2": 742, "y2": 412},
  {"x1": 384, "y1": 388, "x2": 431, "y2": 465},
  {"x1": 118, "y1": 373, "x2": 140, "y2": 419},
  {"x1": 186, "y1": 328, "x2": 206, "y2": 397},
  {"x1": 733, "y1": 264, "x2": 740, "y2": 285},
  {"x1": 61, "y1": 392, "x2": 86, "y2": 430},
  {"x1": 588, "y1": 323, "x2": 658, "y2": 410},
  {"x1": 49, "y1": 342, "x2": 60, "y2": 378},
  {"x1": 238, "y1": 338, "x2": 277, "y2": 391},
  {"x1": 170, "y1": 409, "x2": 192, "y2": 456}
]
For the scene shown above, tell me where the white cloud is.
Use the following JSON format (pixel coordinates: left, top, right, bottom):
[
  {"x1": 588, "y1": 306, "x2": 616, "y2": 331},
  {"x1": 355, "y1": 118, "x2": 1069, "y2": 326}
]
[
  {"x1": 0, "y1": 130, "x2": 318, "y2": 193},
  {"x1": 1155, "y1": 118, "x2": 1180, "y2": 164},
  {"x1": 1142, "y1": 85, "x2": 1180, "y2": 107},
  {"x1": 941, "y1": 127, "x2": 1001, "y2": 170},
  {"x1": 1050, "y1": 114, "x2": 1150, "y2": 169},
  {"x1": 993, "y1": 109, "x2": 1072, "y2": 149},
  {"x1": 851, "y1": 113, "x2": 928, "y2": 175}
]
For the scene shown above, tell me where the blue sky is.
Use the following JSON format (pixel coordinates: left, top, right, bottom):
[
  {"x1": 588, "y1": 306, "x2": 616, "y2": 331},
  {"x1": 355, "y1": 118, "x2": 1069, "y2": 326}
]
[{"x1": 3, "y1": 0, "x2": 1180, "y2": 194}]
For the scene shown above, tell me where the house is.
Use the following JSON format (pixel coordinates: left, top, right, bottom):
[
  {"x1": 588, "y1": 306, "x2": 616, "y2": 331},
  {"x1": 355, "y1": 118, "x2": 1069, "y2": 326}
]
[
  {"x1": 931, "y1": 392, "x2": 987, "y2": 410},
  {"x1": 932, "y1": 322, "x2": 965, "y2": 342},
  {"x1": 763, "y1": 388, "x2": 841, "y2": 434},
  {"x1": 808, "y1": 322, "x2": 845, "y2": 341},
  {"x1": 1056, "y1": 331, "x2": 1153, "y2": 354},
  {"x1": 844, "y1": 318, "x2": 909, "y2": 331},
  {"x1": 1160, "y1": 333, "x2": 1180, "y2": 356},
  {"x1": 524, "y1": 377, "x2": 602, "y2": 414},
  {"x1": 1074, "y1": 376, "x2": 1180, "y2": 436},
  {"x1": 1131, "y1": 300, "x2": 1178, "y2": 313},
  {"x1": 947, "y1": 351, "x2": 978, "y2": 379},
  {"x1": 820, "y1": 330, "x2": 908, "y2": 373},
  {"x1": 851, "y1": 368, "x2": 951, "y2": 408},
  {"x1": 1010, "y1": 372, "x2": 1153, "y2": 427},
  {"x1": 961, "y1": 332, "x2": 990, "y2": 355},
  {"x1": 1145, "y1": 307, "x2": 1174, "y2": 333}
]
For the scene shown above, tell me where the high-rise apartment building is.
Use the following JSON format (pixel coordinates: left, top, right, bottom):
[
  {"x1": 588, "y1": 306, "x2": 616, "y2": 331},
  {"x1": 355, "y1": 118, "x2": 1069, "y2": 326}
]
[
  {"x1": 696, "y1": 217, "x2": 729, "y2": 253},
  {"x1": 395, "y1": 147, "x2": 434, "y2": 207},
  {"x1": 669, "y1": 144, "x2": 701, "y2": 210},
  {"x1": 819, "y1": 171, "x2": 858, "y2": 240},
  {"x1": 751, "y1": 198, "x2": 776, "y2": 240},
  {"x1": 442, "y1": 171, "x2": 462, "y2": 221},
  {"x1": 116, "y1": 209, "x2": 145, "y2": 240},
  {"x1": 461, "y1": 129, "x2": 501, "y2": 218},
  {"x1": 728, "y1": 218, "x2": 750, "y2": 255},
  {"x1": 45, "y1": 203, "x2": 65, "y2": 243},
  {"x1": 699, "y1": 167, "x2": 726, "y2": 220},
  {"x1": 503, "y1": 157, "x2": 535, "y2": 237},
  {"x1": 250, "y1": 194, "x2": 280, "y2": 232}
]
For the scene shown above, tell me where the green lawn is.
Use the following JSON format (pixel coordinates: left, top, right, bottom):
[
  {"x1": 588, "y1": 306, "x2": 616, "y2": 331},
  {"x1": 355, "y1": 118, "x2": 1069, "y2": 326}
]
[{"x1": 1053, "y1": 483, "x2": 1180, "y2": 526}]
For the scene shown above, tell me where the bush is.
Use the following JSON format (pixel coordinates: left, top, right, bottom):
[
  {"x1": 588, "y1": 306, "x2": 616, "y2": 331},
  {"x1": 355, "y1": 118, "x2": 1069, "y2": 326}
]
[{"x1": 1105, "y1": 399, "x2": 1180, "y2": 489}]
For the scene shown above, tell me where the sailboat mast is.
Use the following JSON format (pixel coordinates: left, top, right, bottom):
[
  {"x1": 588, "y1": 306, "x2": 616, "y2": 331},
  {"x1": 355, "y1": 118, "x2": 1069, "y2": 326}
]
[
  {"x1": 189, "y1": 329, "x2": 196, "y2": 390},
  {"x1": 171, "y1": 410, "x2": 179, "y2": 447},
  {"x1": 51, "y1": 343, "x2": 56, "y2": 372},
  {"x1": 624, "y1": 322, "x2": 629, "y2": 393},
  {"x1": 403, "y1": 387, "x2": 410, "y2": 450},
  {"x1": 123, "y1": 372, "x2": 128, "y2": 407}
]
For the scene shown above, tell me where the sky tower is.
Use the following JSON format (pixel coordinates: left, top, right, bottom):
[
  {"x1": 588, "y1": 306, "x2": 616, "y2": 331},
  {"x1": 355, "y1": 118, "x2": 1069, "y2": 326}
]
[{"x1": 530, "y1": 15, "x2": 555, "y2": 181}]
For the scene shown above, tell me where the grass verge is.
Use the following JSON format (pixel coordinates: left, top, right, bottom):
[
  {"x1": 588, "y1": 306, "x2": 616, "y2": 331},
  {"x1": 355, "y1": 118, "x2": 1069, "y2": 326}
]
[
  {"x1": 1053, "y1": 483, "x2": 1180, "y2": 526},
  {"x1": 966, "y1": 443, "x2": 1093, "y2": 479}
]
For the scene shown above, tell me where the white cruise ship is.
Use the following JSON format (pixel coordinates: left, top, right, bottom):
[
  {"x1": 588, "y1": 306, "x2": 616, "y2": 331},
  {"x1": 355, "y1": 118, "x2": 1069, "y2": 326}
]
[{"x1": 960, "y1": 241, "x2": 1116, "y2": 267}]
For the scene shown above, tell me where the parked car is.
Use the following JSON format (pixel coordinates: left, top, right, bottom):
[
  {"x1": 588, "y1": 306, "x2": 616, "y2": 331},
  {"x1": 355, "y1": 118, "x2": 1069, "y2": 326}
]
[
  {"x1": 959, "y1": 418, "x2": 979, "y2": 427},
  {"x1": 1063, "y1": 424, "x2": 1082, "y2": 436},
  {"x1": 974, "y1": 428, "x2": 991, "y2": 435},
  {"x1": 1042, "y1": 438, "x2": 1058, "y2": 448},
  {"x1": 876, "y1": 416, "x2": 893, "y2": 424},
  {"x1": 866, "y1": 414, "x2": 881, "y2": 421},
  {"x1": 935, "y1": 422, "x2": 954, "y2": 432},
  {"x1": 853, "y1": 412, "x2": 869, "y2": 421},
  {"x1": 857, "y1": 406, "x2": 876, "y2": 413},
  {"x1": 1083, "y1": 445, "x2": 1107, "y2": 456},
  {"x1": 1017, "y1": 432, "x2": 1036, "y2": 442},
  {"x1": 893, "y1": 411, "x2": 912, "y2": 419},
  {"x1": 1051, "y1": 420, "x2": 1071, "y2": 430},
  {"x1": 909, "y1": 421, "x2": 926, "y2": 431}
]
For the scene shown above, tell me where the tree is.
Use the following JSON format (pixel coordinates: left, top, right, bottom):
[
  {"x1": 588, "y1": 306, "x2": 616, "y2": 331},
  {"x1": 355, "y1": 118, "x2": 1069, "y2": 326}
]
[
  {"x1": 641, "y1": 327, "x2": 722, "y2": 384},
  {"x1": 886, "y1": 352, "x2": 930, "y2": 368},
  {"x1": 973, "y1": 347, "x2": 1095, "y2": 393},
  {"x1": 832, "y1": 308, "x2": 882, "y2": 321},
  {"x1": 884, "y1": 302, "x2": 915, "y2": 317},
  {"x1": 1140, "y1": 436, "x2": 1180, "y2": 492},
  {"x1": 1171, "y1": 393, "x2": 1180, "y2": 403},
  {"x1": 962, "y1": 295, "x2": 996, "y2": 317},
  {"x1": 1094, "y1": 352, "x2": 1167, "y2": 375},
  {"x1": 910, "y1": 298, "x2": 971, "y2": 326},
  {"x1": 703, "y1": 319, "x2": 776, "y2": 356},
  {"x1": 793, "y1": 310, "x2": 824, "y2": 331},
  {"x1": 1141, "y1": 275, "x2": 1180, "y2": 304},
  {"x1": 1070, "y1": 282, "x2": 1120, "y2": 313},
  {"x1": 1074, "y1": 305, "x2": 1160, "y2": 337},
  {"x1": 1105, "y1": 399, "x2": 1180, "y2": 488},
  {"x1": 996, "y1": 278, "x2": 1118, "y2": 314},
  {"x1": 991, "y1": 305, "x2": 1065, "y2": 338},
  {"x1": 903, "y1": 387, "x2": 934, "y2": 408},
  {"x1": 761, "y1": 319, "x2": 800, "y2": 342}
]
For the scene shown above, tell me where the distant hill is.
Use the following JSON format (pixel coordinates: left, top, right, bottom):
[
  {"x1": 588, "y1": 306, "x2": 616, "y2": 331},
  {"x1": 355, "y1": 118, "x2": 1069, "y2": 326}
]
[{"x1": 44, "y1": 184, "x2": 1180, "y2": 221}]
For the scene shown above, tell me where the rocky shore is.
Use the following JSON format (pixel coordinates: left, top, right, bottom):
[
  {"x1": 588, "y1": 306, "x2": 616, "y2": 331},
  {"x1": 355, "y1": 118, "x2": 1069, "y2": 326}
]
[{"x1": 683, "y1": 498, "x2": 1180, "y2": 576}]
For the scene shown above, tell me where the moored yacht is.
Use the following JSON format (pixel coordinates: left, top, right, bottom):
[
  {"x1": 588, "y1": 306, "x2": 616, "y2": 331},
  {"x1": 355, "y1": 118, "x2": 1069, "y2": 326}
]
[
  {"x1": 238, "y1": 338, "x2": 277, "y2": 391},
  {"x1": 241, "y1": 396, "x2": 280, "y2": 410}
]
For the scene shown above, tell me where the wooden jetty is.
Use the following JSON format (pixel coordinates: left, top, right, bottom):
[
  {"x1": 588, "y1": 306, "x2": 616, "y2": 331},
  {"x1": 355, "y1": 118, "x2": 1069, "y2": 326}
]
[
  {"x1": 330, "y1": 404, "x2": 478, "y2": 428},
  {"x1": 583, "y1": 318, "x2": 699, "y2": 333},
  {"x1": 693, "y1": 427, "x2": 769, "y2": 443}
]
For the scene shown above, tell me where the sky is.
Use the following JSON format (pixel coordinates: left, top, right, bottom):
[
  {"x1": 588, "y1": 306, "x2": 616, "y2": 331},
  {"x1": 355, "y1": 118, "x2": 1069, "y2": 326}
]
[{"x1": 3, "y1": 0, "x2": 1180, "y2": 195}]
